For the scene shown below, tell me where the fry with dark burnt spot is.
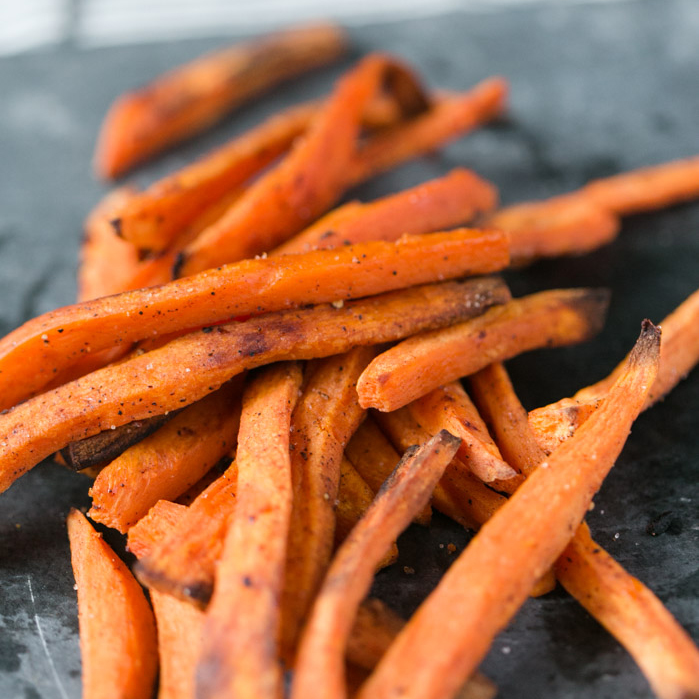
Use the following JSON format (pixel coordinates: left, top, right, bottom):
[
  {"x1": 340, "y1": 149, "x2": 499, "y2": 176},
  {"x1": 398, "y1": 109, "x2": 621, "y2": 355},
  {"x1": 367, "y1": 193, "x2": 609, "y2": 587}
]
[
  {"x1": 291, "y1": 430, "x2": 461, "y2": 699},
  {"x1": 357, "y1": 287, "x2": 609, "y2": 412},
  {"x1": 196, "y1": 362, "x2": 302, "y2": 699},
  {"x1": 94, "y1": 22, "x2": 348, "y2": 178},
  {"x1": 67, "y1": 508, "x2": 158, "y2": 699},
  {"x1": 357, "y1": 322, "x2": 660, "y2": 699}
]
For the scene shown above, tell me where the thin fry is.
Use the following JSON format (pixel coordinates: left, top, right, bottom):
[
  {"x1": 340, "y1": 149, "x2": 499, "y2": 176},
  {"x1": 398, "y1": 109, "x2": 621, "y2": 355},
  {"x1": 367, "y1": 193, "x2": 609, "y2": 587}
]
[
  {"x1": 358, "y1": 287, "x2": 609, "y2": 412},
  {"x1": 291, "y1": 430, "x2": 461, "y2": 699}
]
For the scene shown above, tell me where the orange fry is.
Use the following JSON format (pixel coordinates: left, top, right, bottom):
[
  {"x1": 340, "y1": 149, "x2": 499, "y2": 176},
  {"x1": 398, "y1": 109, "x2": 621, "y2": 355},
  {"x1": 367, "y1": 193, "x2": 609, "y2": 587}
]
[
  {"x1": 0, "y1": 227, "x2": 509, "y2": 410},
  {"x1": 196, "y1": 363, "x2": 302, "y2": 699},
  {"x1": 358, "y1": 287, "x2": 609, "y2": 412},
  {"x1": 291, "y1": 430, "x2": 461, "y2": 699},
  {"x1": 67, "y1": 508, "x2": 158, "y2": 699},
  {"x1": 357, "y1": 322, "x2": 660, "y2": 699},
  {"x1": 95, "y1": 22, "x2": 347, "y2": 178}
]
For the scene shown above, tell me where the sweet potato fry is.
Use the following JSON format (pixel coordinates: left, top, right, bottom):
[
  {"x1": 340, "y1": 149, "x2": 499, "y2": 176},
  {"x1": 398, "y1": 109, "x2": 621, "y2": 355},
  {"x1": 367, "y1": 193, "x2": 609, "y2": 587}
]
[
  {"x1": 291, "y1": 430, "x2": 461, "y2": 699},
  {"x1": 582, "y1": 155, "x2": 699, "y2": 216},
  {"x1": 88, "y1": 379, "x2": 242, "y2": 533},
  {"x1": 127, "y1": 500, "x2": 205, "y2": 699},
  {"x1": 0, "y1": 228, "x2": 509, "y2": 410},
  {"x1": 357, "y1": 322, "x2": 660, "y2": 699},
  {"x1": 273, "y1": 169, "x2": 497, "y2": 255},
  {"x1": 94, "y1": 22, "x2": 348, "y2": 178},
  {"x1": 176, "y1": 54, "x2": 430, "y2": 276},
  {"x1": 529, "y1": 287, "x2": 699, "y2": 453},
  {"x1": 67, "y1": 508, "x2": 158, "y2": 699},
  {"x1": 0, "y1": 277, "x2": 509, "y2": 495},
  {"x1": 136, "y1": 459, "x2": 239, "y2": 606},
  {"x1": 358, "y1": 287, "x2": 609, "y2": 412},
  {"x1": 281, "y1": 347, "x2": 375, "y2": 654},
  {"x1": 78, "y1": 187, "x2": 142, "y2": 301},
  {"x1": 345, "y1": 417, "x2": 432, "y2": 526},
  {"x1": 196, "y1": 362, "x2": 302, "y2": 699},
  {"x1": 406, "y1": 381, "x2": 517, "y2": 484},
  {"x1": 347, "y1": 78, "x2": 508, "y2": 184},
  {"x1": 555, "y1": 522, "x2": 699, "y2": 699}
]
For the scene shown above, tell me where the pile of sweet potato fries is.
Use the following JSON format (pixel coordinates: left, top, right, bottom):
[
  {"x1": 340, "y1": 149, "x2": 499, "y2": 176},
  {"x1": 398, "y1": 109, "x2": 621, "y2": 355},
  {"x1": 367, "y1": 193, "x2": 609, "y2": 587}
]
[{"x1": 2, "y1": 21, "x2": 698, "y2": 699}]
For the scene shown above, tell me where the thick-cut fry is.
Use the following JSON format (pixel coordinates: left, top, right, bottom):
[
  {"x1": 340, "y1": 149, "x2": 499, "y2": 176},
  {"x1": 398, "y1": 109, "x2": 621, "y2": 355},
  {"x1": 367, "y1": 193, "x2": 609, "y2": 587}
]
[
  {"x1": 582, "y1": 155, "x2": 699, "y2": 216},
  {"x1": 406, "y1": 381, "x2": 517, "y2": 483},
  {"x1": 94, "y1": 22, "x2": 348, "y2": 178},
  {"x1": 555, "y1": 522, "x2": 699, "y2": 699},
  {"x1": 88, "y1": 380, "x2": 242, "y2": 533},
  {"x1": 0, "y1": 228, "x2": 509, "y2": 410},
  {"x1": 196, "y1": 363, "x2": 302, "y2": 699},
  {"x1": 529, "y1": 287, "x2": 699, "y2": 453},
  {"x1": 345, "y1": 417, "x2": 432, "y2": 526},
  {"x1": 67, "y1": 508, "x2": 158, "y2": 699},
  {"x1": 78, "y1": 187, "x2": 141, "y2": 301},
  {"x1": 136, "y1": 460, "x2": 239, "y2": 606},
  {"x1": 358, "y1": 287, "x2": 609, "y2": 412},
  {"x1": 487, "y1": 194, "x2": 620, "y2": 265},
  {"x1": 0, "y1": 277, "x2": 508, "y2": 494},
  {"x1": 357, "y1": 322, "x2": 660, "y2": 699},
  {"x1": 281, "y1": 347, "x2": 374, "y2": 654},
  {"x1": 127, "y1": 500, "x2": 205, "y2": 699},
  {"x1": 274, "y1": 169, "x2": 497, "y2": 255},
  {"x1": 347, "y1": 78, "x2": 508, "y2": 184},
  {"x1": 176, "y1": 54, "x2": 430, "y2": 276},
  {"x1": 292, "y1": 430, "x2": 461, "y2": 699}
]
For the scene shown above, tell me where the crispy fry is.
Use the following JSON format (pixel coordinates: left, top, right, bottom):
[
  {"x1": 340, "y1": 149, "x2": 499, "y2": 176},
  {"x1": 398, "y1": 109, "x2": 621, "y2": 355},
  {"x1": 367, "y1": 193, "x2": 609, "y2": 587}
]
[
  {"x1": 346, "y1": 417, "x2": 432, "y2": 526},
  {"x1": 67, "y1": 508, "x2": 158, "y2": 699},
  {"x1": 357, "y1": 322, "x2": 660, "y2": 699},
  {"x1": 348, "y1": 78, "x2": 508, "y2": 184},
  {"x1": 88, "y1": 380, "x2": 242, "y2": 533},
  {"x1": 358, "y1": 287, "x2": 609, "y2": 412},
  {"x1": 281, "y1": 348, "x2": 375, "y2": 654},
  {"x1": 95, "y1": 23, "x2": 348, "y2": 178},
  {"x1": 176, "y1": 54, "x2": 430, "y2": 276},
  {"x1": 196, "y1": 363, "x2": 302, "y2": 699},
  {"x1": 406, "y1": 381, "x2": 518, "y2": 484},
  {"x1": 555, "y1": 522, "x2": 699, "y2": 699},
  {"x1": 291, "y1": 430, "x2": 461, "y2": 699},
  {"x1": 0, "y1": 277, "x2": 509, "y2": 494},
  {"x1": 136, "y1": 460, "x2": 238, "y2": 606},
  {"x1": 0, "y1": 228, "x2": 509, "y2": 410},
  {"x1": 529, "y1": 287, "x2": 699, "y2": 453},
  {"x1": 582, "y1": 155, "x2": 699, "y2": 216},
  {"x1": 274, "y1": 169, "x2": 497, "y2": 255},
  {"x1": 127, "y1": 500, "x2": 205, "y2": 699}
]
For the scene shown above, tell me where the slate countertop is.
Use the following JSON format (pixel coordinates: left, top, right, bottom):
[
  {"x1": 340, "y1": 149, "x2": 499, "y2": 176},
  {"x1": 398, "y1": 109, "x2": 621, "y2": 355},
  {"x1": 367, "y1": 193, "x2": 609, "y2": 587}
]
[{"x1": 0, "y1": 1, "x2": 697, "y2": 697}]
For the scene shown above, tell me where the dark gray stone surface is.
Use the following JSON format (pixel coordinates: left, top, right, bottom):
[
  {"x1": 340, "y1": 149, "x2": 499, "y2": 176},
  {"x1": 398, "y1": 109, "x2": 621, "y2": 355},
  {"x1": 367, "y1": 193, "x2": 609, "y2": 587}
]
[{"x1": 0, "y1": 0, "x2": 697, "y2": 697}]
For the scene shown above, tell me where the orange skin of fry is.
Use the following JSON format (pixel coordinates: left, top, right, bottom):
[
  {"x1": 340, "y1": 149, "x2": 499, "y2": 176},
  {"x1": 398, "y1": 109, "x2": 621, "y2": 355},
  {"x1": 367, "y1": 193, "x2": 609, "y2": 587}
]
[
  {"x1": 357, "y1": 323, "x2": 660, "y2": 699},
  {"x1": 555, "y1": 522, "x2": 699, "y2": 699},
  {"x1": 406, "y1": 381, "x2": 517, "y2": 483},
  {"x1": 0, "y1": 277, "x2": 508, "y2": 495},
  {"x1": 358, "y1": 287, "x2": 609, "y2": 412},
  {"x1": 347, "y1": 78, "x2": 508, "y2": 185},
  {"x1": 196, "y1": 363, "x2": 302, "y2": 699},
  {"x1": 0, "y1": 227, "x2": 509, "y2": 411},
  {"x1": 67, "y1": 509, "x2": 158, "y2": 699},
  {"x1": 281, "y1": 347, "x2": 375, "y2": 655},
  {"x1": 136, "y1": 460, "x2": 239, "y2": 606},
  {"x1": 177, "y1": 54, "x2": 430, "y2": 277},
  {"x1": 274, "y1": 168, "x2": 498, "y2": 255},
  {"x1": 291, "y1": 431, "x2": 461, "y2": 699},
  {"x1": 88, "y1": 380, "x2": 242, "y2": 533},
  {"x1": 94, "y1": 22, "x2": 347, "y2": 178},
  {"x1": 529, "y1": 287, "x2": 699, "y2": 454},
  {"x1": 345, "y1": 417, "x2": 432, "y2": 526},
  {"x1": 127, "y1": 501, "x2": 205, "y2": 699}
]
